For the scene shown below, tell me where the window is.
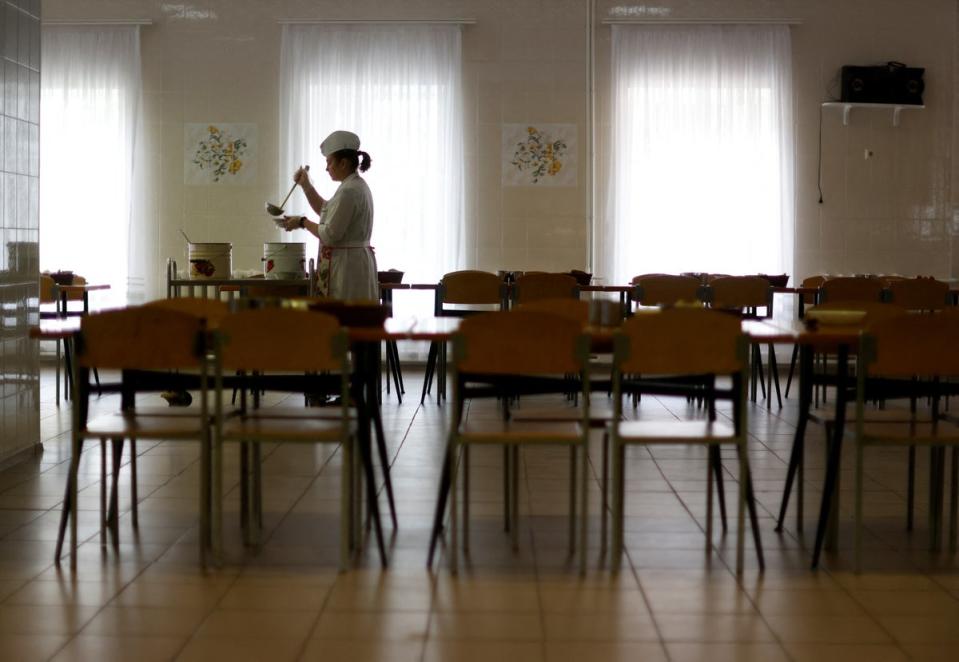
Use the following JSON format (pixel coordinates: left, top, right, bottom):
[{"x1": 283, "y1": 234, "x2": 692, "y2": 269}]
[
  {"x1": 279, "y1": 24, "x2": 465, "y2": 297},
  {"x1": 597, "y1": 25, "x2": 795, "y2": 283},
  {"x1": 40, "y1": 26, "x2": 145, "y2": 308}
]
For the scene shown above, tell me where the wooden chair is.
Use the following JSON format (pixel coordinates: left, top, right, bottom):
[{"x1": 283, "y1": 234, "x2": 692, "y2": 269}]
[
  {"x1": 706, "y1": 276, "x2": 781, "y2": 407},
  {"x1": 884, "y1": 277, "x2": 949, "y2": 311},
  {"x1": 56, "y1": 306, "x2": 213, "y2": 569},
  {"x1": 855, "y1": 313, "x2": 959, "y2": 570},
  {"x1": 212, "y1": 308, "x2": 358, "y2": 570},
  {"x1": 421, "y1": 270, "x2": 508, "y2": 404},
  {"x1": 511, "y1": 273, "x2": 579, "y2": 306},
  {"x1": 512, "y1": 297, "x2": 625, "y2": 553},
  {"x1": 444, "y1": 311, "x2": 591, "y2": 574},
  {"x1": 609, "y1": 308, "x2": 761, "y2": 575},
  {"x1": 629, "y1": 274, "x2": 702, "y2": 309}
]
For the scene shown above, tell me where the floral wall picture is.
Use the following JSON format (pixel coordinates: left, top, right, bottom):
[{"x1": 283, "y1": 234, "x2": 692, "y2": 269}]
[
  {"x1": 502, "y1": 123, "x2": 577, "y2": 187},
  {"x1": 184, "y1": 123, "x2": 257, "y2": 185}
]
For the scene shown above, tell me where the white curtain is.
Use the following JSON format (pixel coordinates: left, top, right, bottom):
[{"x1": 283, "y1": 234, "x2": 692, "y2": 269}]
[
  {"x1": 598, "y1": 25, "x2": 795, "y2": 283},
  {"x1": 279, "y1": 24, "x2": 466, "y2": 289},
  {"x1": 40, "y1": 26, "x2": 146, "y2": 308}
]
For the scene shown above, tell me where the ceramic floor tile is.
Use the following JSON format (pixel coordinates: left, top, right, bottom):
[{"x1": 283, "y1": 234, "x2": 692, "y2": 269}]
[
  {"x1": 874, "y1": 613, "x2": 959, "y2": 643},
  {"x1": 655, "y1": 613, "x2": 777, "y2": 643},
  {"x1": 0, "y1": 604, "x2": 99, "y2": 635},
  {"x1": 750, "y1": 588, "x2": 867, "y2": 616},
  {"x1": 433, "y1": 579, "x2": 539, "y2": 612},
  {"x1": 763, "y1": 614, "x2": 893, "y2": 644},
  {"x1": 848, "y1": 589, "x2": 959, "y2": 616},
  {"x1": 430, "y1": 610, "x2": 543, "y2": 641},
  {"x1": 111, "y1": 581, "x2": 230, "y2": 610},
  {"x1": 783, "y1": 643, "x2": 910, "y2": 662},
  {"x1": 5, "y1": 580, "x2": 122, "y2": 607},
  {"x1": 543, "y1": 607, "x2": 660, "y2": 641},
  {"x1": 81, "y1": 606, "x2": 210, "y2": 637},
  {"x1": 298, "y1": 639, "x2": 424, "y2": 662},
  {"x1": 643, "y1": 583, "x2": 755, "y2": 614},
  {"x1": 312, "y1": 610, "x2": 429, "y2": 641},
  {"x1": 897, "y1": 644, "x2": 959, "y2": 661},
  {"x1": 196, "y1": 609, "x2": 318, "y2": 639},
  {"x1": 50, "y1": 634, "x2": 187, "y2": 662},
  {"x1": 665, "y1": 642, "x2": 791, "y2": 662},
  {"x1": 423, "y1": 640, "x2": 544, "y2": 662},
  {"x1": 543, "y1": 641, "x2": 668, "y2": 662},
  {"x1": 0, "y1": 633, "x2": 71, "y2": 662},
  {"x1": 174, "y1": 635, "x2": 304, "y2": 662},
  {"x1": 537, "y1": 586, "x2": 649, "y2": 613},
  {"x1": 218, "y1": 581, "x2": 329, "y2": 611}
]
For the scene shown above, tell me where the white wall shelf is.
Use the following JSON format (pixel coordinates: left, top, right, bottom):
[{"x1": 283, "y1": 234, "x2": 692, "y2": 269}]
[{"x1": 822, "y1": 102, "x2": 924, "y2": 127}]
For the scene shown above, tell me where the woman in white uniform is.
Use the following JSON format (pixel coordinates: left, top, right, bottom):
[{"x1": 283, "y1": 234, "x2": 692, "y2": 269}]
[{"x1": 280, "y1": 130, "x2": 379, "y2": 301}]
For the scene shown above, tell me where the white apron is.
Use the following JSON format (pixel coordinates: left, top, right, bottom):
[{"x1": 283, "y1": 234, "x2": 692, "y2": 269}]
[{"x1": 315, "y1": 173, "x2": 379, "y2": 301}]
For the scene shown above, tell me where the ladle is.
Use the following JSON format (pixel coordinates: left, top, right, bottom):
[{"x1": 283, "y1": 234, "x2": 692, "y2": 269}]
[{"x1": 265, "y1": 165, "x2": 309, "y2": 217}]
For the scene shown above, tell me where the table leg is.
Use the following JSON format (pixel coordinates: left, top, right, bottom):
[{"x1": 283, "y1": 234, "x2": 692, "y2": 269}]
[
  {"x1": 776, "y1": 344, "x2": 812, "y2": 532},
  {"x1": 427, "y1": 444, "x2": 451, "y2": 569},
  {"x1": 812, "y1": 344, "x2": 849, "y2": 568},
  {"x1": 353, "y1": 346, "x2": 388, "y2": 567}
]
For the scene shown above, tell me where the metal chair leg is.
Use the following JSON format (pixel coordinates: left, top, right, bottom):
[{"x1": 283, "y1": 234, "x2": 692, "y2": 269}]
[{"x1": 710, "y1": 446, "x2": 728, "y2": 531}]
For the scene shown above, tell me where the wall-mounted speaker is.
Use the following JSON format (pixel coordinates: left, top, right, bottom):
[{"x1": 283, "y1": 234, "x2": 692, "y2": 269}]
[{"x1": 840, "y1": 62, "x2": 925, "y2": 105}]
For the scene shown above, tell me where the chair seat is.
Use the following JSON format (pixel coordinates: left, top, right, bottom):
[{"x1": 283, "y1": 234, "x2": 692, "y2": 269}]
[
  {"x1": 458, "y1": 419, "x2": 583, "y2": 443},
  {"x1": 83, "y1": 412, "x2": 207, "y2": 439},
  {"x1": 512, "y1": 406, "x2": 616, "y2": 428},
  {"x1": 220, "y1": 413, "x2": 352, "y2": 442},
  {"x1": 810, "y1": 405, "x2": 936, "y2": 425},
  {"x1": 121, "y1": 405, "x2": 209, "y2": 417},
  {"x1": 614, "y1": 419, "x2": 737, "y2": 443},
  {"x1": 860, "y1": 419, "x2": 959, "y2": 445},
  {"x1": 233, "y1": 405, "x2": 358, "y2": 420}
]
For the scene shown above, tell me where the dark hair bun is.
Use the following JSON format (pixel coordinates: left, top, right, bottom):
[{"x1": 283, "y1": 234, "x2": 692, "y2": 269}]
[{"x1": 358, "y1": 150, "x2": 372, "y2": 173}]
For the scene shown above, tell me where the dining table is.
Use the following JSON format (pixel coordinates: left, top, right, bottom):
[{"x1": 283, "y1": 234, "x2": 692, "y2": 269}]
[{"x1": 55, "y1": 283, "x2": 111, "y2": 317}]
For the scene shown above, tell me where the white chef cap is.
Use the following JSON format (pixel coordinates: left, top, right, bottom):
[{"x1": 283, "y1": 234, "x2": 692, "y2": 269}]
[{"x1": 320, "y1": 130, "x2": 361, "y2": 156}]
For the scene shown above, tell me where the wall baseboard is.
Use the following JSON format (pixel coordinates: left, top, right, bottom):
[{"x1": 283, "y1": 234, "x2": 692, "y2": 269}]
[{"x1": 0, "y1": 443, "x2": 43, "y2": 473}]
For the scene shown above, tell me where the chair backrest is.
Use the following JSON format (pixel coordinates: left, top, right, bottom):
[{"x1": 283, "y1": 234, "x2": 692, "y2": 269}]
[
  {"x1": 455, "y1": 311, "x2": 586, "y2": 375},
  {"x1": 863, "y1": 313, "x2": 959, "y2": 378},
  {"x1": 144, "y1": 297, "x2": 230, "y2": 327},
  {"x1": 800, "y1": 275, "x2": 826, "y2": 305},
  {"x1": 819, "y1": 276, "x2": 884, "y2": 304},
  {"x1": 512, "y1": 273, "x2": 579, "y2": 305},
  {"x1": 78, "y1": 306, "x2": 206, "y2": 371},
  {"x1": 63, "y1": 275, "x2": 87, "y2": 302},
  {"x1": 515, "y1": 298, "x2": 589, "y2": 325},
  {"x1": 39, "y1": 274, "x2": 56, "y2": 304},
  {"x1": 615, "y1": 308, "x2": 744, "y2": 376},
  {"x1": 707, "y1": 276, "x2": 772, "y2": 313},
  {"x1": 217, "y1": 309, "x2": 345, "y2": 372},
  {"x1": 884, "y1": 277, "x2": 949, "y2": 311},
  {"x1": 438, "y1": 270, "x2": 506, "y2": 314},
  {"x1": 630, "y1": 275, "x2": 701, "y2": 307}
]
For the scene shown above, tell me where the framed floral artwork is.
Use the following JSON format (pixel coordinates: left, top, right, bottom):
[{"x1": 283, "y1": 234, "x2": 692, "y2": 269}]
[
  {"x1": 184, "y1": 123, "x2": 257, "y2": 185},
  {"x1": 502, "y1": 123, "x2": 577, "y2": 187}
]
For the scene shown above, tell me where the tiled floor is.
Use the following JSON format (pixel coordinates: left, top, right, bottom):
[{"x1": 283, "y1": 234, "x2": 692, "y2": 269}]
[{"x1": 0, "y1": 364, "x2": 957, "y2": 661}]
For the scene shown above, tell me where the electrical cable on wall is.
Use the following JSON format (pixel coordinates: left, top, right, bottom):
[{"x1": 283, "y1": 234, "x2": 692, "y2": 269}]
[
  {"x1": 818, "y1": 70, "x2": 842, "y2": 205},
  {"x1": 817, "y1": 103, "x2": 824, "y2": 204}
]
